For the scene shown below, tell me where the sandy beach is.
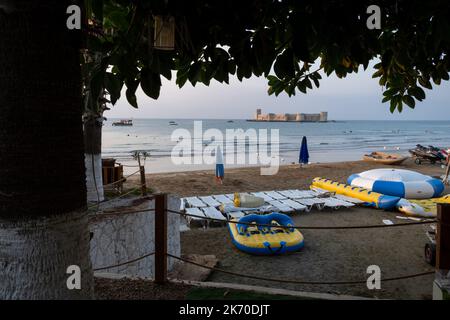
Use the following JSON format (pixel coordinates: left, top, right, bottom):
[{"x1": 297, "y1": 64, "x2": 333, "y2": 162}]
[
  {"x1": 139, "y1": 158, "x2": 446, "y2": 197},
  {"x1": 128, "y1": 159, "x2": 447, "y2": 299}
]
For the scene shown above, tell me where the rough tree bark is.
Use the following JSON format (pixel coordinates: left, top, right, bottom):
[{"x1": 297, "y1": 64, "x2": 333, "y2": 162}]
[
  {"x1": 84, "y1": 116, "x2": 104, "y2": 202},
  {"x1": 0, "y1": 1, "x2": 93, "y2": 299}
]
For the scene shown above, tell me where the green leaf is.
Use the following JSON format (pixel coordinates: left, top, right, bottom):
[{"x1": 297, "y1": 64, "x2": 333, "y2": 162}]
[
  {"x1": 372, "y1": 69, "x2": 383, "y2": 78},
  {"x1": 140, "y1": 69, "x2": 161, "y2": 100},
  {"x1": 274, "y1": 49, "x2": 294, "y2": 80},
  {"x1": 408, "y1": 87, "x2": 425, "y2": 101},
  {"x1": 390, "y1": 96, "x2": 397, "y2": 113},
  {"x1": 125, "y1": 87, "x2": 138, "y2": 108},
  {"x1": 297, "y1": 82, "x2": 307, "y2": 94},
  {"x1": 418, "y1": 77, "x2": 432, "y2": 90},
  {"x1": 383, "y1": 87, "x2": 399, "y2": 97},
  {"x1": 402, "y1": 95, "x2": 415, "y2": 109},
  {"x1": 151, "y1": 52, "x2": 173, "y2": 80},
  {"x1": 304, "y1": 78, "x2": 312, "y2": 89},
  {"x1": 188, "y1": 62, "x2": 202, "y2": 86},
  {"x1": 312, "y1": 76, "x2": 320, "y2": 88},
  {"x1": 104, "y1": 73, "x2": 123, "y2": 105}
]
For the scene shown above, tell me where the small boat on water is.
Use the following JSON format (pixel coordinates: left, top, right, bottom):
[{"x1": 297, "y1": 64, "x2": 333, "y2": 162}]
[
  {"x1": 362, "y1": 152, "x2": 407, "y2": 165},
  {"x1": 169, "y1": 121, "x2": 178, "y2": 125},
  {"x1": 112, "y1": 119, "x2": 133, "y2": 126}
]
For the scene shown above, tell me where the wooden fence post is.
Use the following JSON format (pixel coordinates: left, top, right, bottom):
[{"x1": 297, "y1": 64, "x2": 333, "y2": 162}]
[
  {"x1": 434, "y1": 203, "x2": 450, "y2": 299},
  {"x1": 137, "y1": 153, "x2": 147, "y2": 196},
  {"x1": 154, "y1": 193, "x2": 168, "y2": 284},
  {"x1": 139, "y1": 165, "x2": 147, "y2": 196}
]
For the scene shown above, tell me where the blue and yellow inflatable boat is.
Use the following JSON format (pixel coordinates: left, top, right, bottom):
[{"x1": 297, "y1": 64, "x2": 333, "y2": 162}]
[
  {"x1": 311, "y1": 177, "x2": 400, "y2": 210},
  {"x1": 228, "y1": 213, "x2": 304, "y2": 255}
]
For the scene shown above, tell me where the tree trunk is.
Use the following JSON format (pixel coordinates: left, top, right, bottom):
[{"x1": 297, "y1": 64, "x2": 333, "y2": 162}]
[
  {"x1": 0, "y1": 1, "x2": 93, "y2": 299},
  {"x1": 84, "y1": 116, "x2": 105, "y2": 202}
]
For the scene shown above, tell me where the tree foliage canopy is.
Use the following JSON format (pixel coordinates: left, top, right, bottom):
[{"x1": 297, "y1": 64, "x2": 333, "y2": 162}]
[{"x1": 84, "y1": 0, "x2": 450, "y2": 114}]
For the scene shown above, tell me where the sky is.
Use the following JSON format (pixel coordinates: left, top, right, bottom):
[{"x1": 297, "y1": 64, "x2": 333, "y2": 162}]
[{"x1": 107, "y1": 64, "x2": 450, "y2": 121}]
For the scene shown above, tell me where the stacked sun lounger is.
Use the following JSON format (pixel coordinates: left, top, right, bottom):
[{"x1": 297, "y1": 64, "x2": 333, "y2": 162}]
[{"x1": 180, "y1": 189, "x2": 357, "y2": 226}]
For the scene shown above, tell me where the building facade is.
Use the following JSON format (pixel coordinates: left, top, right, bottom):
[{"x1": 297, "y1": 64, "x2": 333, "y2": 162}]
[{"x1": 254, "y1": 109, "x2": 327, "y2": 122}]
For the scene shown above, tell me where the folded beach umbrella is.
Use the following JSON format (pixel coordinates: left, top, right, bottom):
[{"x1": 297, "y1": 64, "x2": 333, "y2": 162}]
[
  {"x1": 215, "y1": 145, "x2": 224, "y2": 184},
  {"x1": 299, "y1": 136, "x2": 309, "y2": 164}
]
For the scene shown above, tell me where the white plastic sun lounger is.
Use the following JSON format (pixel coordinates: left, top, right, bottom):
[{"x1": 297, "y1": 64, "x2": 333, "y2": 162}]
[
  {"x1": 264, "y1": 191, "x2": 286, "y2": 200},
  {"x1": 268, "y1": 200, "x2": 294, "y2": 213},
  {"x1": 228, "y1": 211, "x2": 245, "y2": 219},
  {"x1": 277, "y1": 190, "x2": 298, "y2": 198},
  {"x1": 332, "y1": 194, "x2": 364, "y2": 204},
  {"x1": 225, "y1": 194, "x2": 236, "y2": 201},
  {"x1": 322, "y1": 198, "x2": 355, "y2": 210},
  {"x1": 279, "y1": 199, "x2": 307, "y2": 211},
  {"x1": 289, "y1": 190, "x2": 318, "y2": 199},
  {"x1": 251, "y1": 192, "x2": 274, "y2": 202},
  {"x1": 199, "y1": 196, "x2": 221, "y2": 207},
  {"x1": 212, "y1": 194, "x2": 234, "y2": 205},
  {"x1": 295, "y1": 198, "x2": 325, "y2": 211},
  {"x1": 184, "y1": 197, "x2": 207, "y2": 208},
  {"x1": 202, "y1": 206, "x2": 226, "y2": 221},
  {"x1": 185, "y1": 207, "x2": 206, "y2": 221}
]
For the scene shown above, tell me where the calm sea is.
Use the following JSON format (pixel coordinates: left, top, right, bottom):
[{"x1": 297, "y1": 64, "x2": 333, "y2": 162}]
[{"x1": 102, "y1": 119, "x2": 450, "y2": 174}]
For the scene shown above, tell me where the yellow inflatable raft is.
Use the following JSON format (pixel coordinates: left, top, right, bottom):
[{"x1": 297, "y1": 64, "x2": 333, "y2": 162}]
[
  {"x1": 228, "y1": 213, "x2": 304, "y2": 255},
  {"x1": 311, "y1": 177, "x2": 400, "y2": 209}
]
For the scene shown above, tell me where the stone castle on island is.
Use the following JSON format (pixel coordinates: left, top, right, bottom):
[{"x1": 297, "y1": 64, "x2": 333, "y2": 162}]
[{"x1": 249, "y1": 108, "x2": 328, "y2": 122}]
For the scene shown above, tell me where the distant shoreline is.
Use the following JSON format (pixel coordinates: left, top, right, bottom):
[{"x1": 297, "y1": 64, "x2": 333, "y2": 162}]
[{"x1": 246, "y1": 119, "x2": 334, "y2": 123}]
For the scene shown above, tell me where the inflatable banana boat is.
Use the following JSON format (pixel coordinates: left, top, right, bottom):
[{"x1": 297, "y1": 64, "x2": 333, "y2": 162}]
[
  {"x1": 396, "y1": 199, "x2": 436, "y2": 218},
  {"x1": 311, "y1": 177, "x2": 400, "y2": 210},
  {"x1": 228, "y1": 213, "x2": 304, "y2": 255},
  {"x1": 398, "y1": 194, "x2": 450, "y2": 217}
]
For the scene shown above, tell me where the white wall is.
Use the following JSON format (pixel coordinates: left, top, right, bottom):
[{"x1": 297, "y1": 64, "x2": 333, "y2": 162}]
[{"x1": 89, "y1": 196, "x2": 181, "y2": 278}]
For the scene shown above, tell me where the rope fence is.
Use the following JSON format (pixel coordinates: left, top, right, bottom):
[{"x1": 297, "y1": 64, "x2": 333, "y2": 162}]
[
  {"x1": 89, "y1": 193, "x2": 449, "y2": 293},
  {"x1": 166, "y1": 209, "x2": 436, "y2": 230},
  {"x1": 167, "y1": 253, "x2": 434, "y2": 285},
  {"x1": 102, "y1": 169, "x2": 141, "y2": 188},
  {"x1": 93, "y1": 252, "x2": 155, "y2": 272}
]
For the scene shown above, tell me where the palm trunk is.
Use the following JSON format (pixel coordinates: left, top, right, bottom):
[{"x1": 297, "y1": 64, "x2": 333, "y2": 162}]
[
  {"x1": 0, "y1": 1, "x2": 93, "y2": 299},
  {"x1": 84, "y1": 116, "x2": 105, "y2": 202}
]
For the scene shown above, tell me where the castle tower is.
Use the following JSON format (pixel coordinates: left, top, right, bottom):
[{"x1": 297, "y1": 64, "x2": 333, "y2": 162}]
[
  {"x1": 255, "y1": 108, "x2": 262, "y2": 120},
  {"x1": 320, "y1": 112, "x2": 328, "y2": 122}
]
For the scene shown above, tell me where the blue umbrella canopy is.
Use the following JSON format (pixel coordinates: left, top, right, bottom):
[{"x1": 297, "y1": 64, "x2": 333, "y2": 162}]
[{"x1": 299, "y1": 136, "x2": 309, "y2": 164}]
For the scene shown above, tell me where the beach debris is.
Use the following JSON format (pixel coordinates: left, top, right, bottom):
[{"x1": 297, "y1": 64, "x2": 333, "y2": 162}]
[
  {"x1": 382, "y1": 219, "x2": 394, "y2": 225},
  {"x1": 395, "y1": 215, "x2": 422, "y2": 222}
]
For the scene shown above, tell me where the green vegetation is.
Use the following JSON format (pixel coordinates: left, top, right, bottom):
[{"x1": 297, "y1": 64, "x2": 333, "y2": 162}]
[{"x1": 86, "y1": 0, "x2": 450, "y2": 113}]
